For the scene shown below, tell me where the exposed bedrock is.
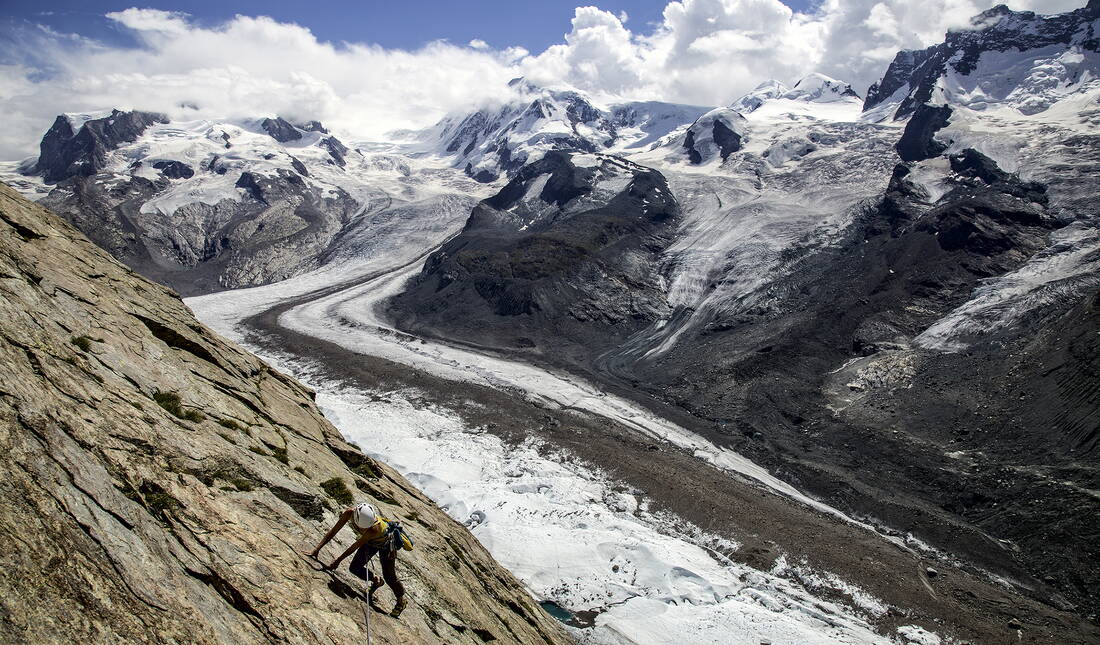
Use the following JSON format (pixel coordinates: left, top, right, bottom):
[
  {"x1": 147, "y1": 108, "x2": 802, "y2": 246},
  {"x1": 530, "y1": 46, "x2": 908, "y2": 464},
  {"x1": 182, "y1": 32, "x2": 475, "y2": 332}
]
[
  {"x1": 32, "y1": 110, "x2": 168, "y2": 184},
  {"x1": 389, "y1": 151, "x2": 679, "y2": 352},
  {"x1": 0, "y1": 181, "x2": 572, "y2": 645},
  {"x1": 894, "y1": 103, "x2": 952, "y2": 162}
]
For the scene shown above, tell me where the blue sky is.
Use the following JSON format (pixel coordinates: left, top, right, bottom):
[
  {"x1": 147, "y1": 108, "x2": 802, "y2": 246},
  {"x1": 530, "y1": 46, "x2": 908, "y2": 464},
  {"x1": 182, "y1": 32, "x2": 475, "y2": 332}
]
[{"x1": 3, "y1": 0, "x2": 817, "y2": 53}]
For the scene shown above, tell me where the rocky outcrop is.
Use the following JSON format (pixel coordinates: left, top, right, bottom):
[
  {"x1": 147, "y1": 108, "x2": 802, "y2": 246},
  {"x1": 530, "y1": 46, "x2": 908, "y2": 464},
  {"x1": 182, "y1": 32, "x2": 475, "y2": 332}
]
[
  {"x1": 153, "y1": 160, "x2": 195, "y2": 180},
  {"x1": 261, "y1": 117, "x2": 303, "y2": 143},
  {"x1": 683, "y1": 108, "x2": 747, "y2": 164},
  {"x1": 301, "y1": 120, "x2": 329, "y2": 134},
  {"x1": 32, "y1": 110, "x2": 168, "y2": 183},
  {"x1": 864, "y1": 3, "x2": 1100, "y2": 118},
  {"x1": 0, "y1": 182, "x2": 572, "y2": 645},
  {"x1": 894, "y1": 103, "x2": 952, "y2": 162},
  {"x1": 322, "y1": 137, "x2": 349, "y2": 167},
  {"x1": 388, "y1": 152, "x2": 678, "y2": 354}
]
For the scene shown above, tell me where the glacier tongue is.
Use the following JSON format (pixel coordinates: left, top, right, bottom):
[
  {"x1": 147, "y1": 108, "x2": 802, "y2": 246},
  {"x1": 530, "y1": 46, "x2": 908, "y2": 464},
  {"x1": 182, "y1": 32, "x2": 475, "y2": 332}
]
[{"x1": 187, "y1": 255, "x2": 903, "y2": 645}]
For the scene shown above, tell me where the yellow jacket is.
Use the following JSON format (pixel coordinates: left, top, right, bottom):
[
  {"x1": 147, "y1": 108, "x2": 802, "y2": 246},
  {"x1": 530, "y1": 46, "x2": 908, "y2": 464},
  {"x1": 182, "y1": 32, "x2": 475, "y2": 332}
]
[{"x1": 356, "y1": 517, "x2": 413, "y2": 551}]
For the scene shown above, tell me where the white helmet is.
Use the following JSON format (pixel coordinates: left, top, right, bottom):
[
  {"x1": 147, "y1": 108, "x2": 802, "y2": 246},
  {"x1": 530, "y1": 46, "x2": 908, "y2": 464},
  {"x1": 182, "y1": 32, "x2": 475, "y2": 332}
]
[{"x1": 351, "y1": 502, "x2": 378, "y2": 529}]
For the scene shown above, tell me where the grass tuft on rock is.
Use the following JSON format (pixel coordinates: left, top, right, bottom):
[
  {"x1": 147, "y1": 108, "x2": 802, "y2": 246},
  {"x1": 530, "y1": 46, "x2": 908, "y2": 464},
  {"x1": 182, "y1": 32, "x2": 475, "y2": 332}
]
[
  {"x1": 144, "y1": 492, "x2": 181, "y2": 519},
  {"x1": 352, "y1": 462, "x2": 379, "y2": 479},
  {"x1": 217, "y1": 418, "x2": 244, "y2": 431},
  {"x1": 320, "y1": 478, "x2": 354, "y2": 505},
  {"x1": 153, "y1": 391, "x2": 183, "y2": 415},
  {"x1": 270, "y1": 446, "x2": 289, "y2": 465},
  {"x1": 230, "y1": 478, "x2": 254, "y2": 492},
  {"x1": 153, "y1": 391, "x2": 204, "y2": 422},
  {"x1": 70, "y1": 335, "x2": 92, "y2": 352}
]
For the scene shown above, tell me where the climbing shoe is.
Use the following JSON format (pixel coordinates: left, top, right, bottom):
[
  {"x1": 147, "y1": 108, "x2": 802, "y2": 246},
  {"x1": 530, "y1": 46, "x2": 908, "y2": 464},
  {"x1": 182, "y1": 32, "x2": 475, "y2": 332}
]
[
  {"x1": 390, "y1": 596, "x2": 408, "y2": 618},
  {"x1": 368, "y1": 579, "x2": 384, "y2": 597}
]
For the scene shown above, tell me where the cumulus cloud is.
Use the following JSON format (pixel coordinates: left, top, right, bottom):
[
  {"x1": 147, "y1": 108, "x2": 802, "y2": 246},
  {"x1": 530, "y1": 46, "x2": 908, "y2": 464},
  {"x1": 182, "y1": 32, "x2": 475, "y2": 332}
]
[
  {"x1": 0, "y1": 9, "x2": 522, "y2": 157},
  {"x1": 0, "y1": 1, "x2": 1089, "y2": 158},
  {"x1": 521, "y1": 0, "x2": 1088, "y2": 108}
]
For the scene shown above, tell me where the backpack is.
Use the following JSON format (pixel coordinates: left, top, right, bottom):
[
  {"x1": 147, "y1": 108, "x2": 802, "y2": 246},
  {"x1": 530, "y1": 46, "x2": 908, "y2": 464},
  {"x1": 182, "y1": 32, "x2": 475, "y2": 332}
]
[{"x1": 384, "y1": 521, "x2": 414, "y2": 553}]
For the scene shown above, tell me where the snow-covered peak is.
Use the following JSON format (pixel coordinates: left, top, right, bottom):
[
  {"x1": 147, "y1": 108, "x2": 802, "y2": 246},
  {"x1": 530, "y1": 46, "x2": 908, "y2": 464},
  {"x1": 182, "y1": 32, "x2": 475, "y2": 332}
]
[
  {"x1": 727, "y1": 75, "x2": 859, "y2": 118},
  {"x1": 421, "y1": 83, "x2": 614, "y2": 183},
  {"x1": 423, "y1": 83, "x2": 707, "y2": 183},
  {"x1": 863, "y1": 1, "x2": 1100, "y2": 119},
  {"x1": 783, "y1": 73, "x2": 861, "y2": 103},
  {"x1": 681, "y1": 108, "x2": 748, "y2": 166},
  {"x1": 22, "y1": 109, "x2": 379, "y2": 214},
  {"x1": 730, "y1": 80, "x2": 790, "y2": 113}
]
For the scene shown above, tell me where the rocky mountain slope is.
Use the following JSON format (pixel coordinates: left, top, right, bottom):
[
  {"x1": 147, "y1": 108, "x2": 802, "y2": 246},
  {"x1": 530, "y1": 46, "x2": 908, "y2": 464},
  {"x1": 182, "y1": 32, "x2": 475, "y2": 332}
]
[
  {"x1": 386, "y1": 1, "x2": 1100, "y2": 624},
  {"x1": 0, "y1": 181, "x2": 571, "y2": 645},
  {"x1": 6, "y1": 110, "x2": 487, "y2": 297},
  {"x1": 389, "y1": 151, "x2": 678, "y2": 353},
  {"x1": 864, "y1": 0, "x2": 1100, "y2": 118}
]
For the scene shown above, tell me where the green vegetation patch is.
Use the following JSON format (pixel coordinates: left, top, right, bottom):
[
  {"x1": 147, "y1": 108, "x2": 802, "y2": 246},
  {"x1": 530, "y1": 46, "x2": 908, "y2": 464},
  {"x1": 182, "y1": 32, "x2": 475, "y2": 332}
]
[
  {"x1": 352, "y1": 462, "x2": 379, "y2": 479},
  {"x1": 70, "y1": 336, "x2": 93, "y2": 352},
  {"x1": 320, "y1": 477, "x2": 354, "y2": 506},
  {"x1": 145, "y1": 492, "x2": 181, "y2": 517},
  {"x1": 152, "y1": 390, "x2": 205, "y2": 422},
  {"x1": 230, "y1": 478, "x2": 254, "y2": 492},
  {"x1": 270, "y1": 445, "x2": 289, "y2": 465}
]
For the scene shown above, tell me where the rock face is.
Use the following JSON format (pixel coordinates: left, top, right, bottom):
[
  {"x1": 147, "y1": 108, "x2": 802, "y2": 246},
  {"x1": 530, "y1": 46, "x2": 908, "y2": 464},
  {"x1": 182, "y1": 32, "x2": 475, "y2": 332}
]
[
  {"x1": 388, "y1": 151, "x2": 678, "y2": 354},
  {"x1": 0, "y1": 182, "x2": 572, "y2": 645},
  {"x1": 33, "y1": 110, "x2": 168, "y2": 183},
  {"x1": 864, "y1": 2, "x2": 1100, "y2": 118},
  {"x1": 894, "y1": 103, "x2": 953, "y2": 162},
  {"x1": 261, "y1": 117, "x2": 304, "y2": 143}
]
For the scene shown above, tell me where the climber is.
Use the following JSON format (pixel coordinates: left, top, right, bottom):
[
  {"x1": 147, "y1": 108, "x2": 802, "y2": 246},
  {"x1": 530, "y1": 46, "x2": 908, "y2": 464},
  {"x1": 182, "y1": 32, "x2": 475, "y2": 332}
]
[{"x1": 307, "y1": 501, "x2": 414, "y2": 618}]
